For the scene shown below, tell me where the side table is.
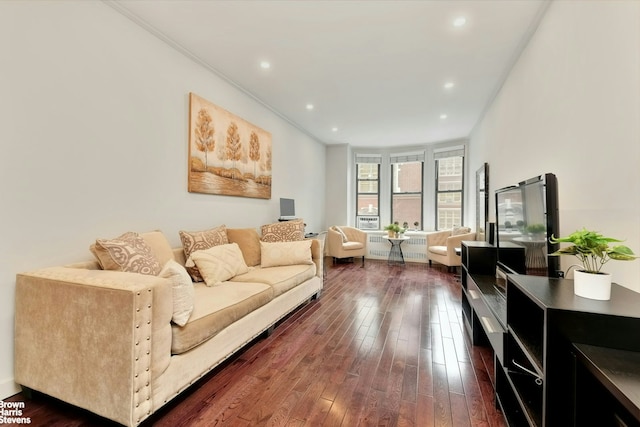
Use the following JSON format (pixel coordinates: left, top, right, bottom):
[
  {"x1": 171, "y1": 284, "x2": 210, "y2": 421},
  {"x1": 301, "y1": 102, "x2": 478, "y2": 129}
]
[{"x1": 383, "y1": 236, "x2": 410, "y2": 265}]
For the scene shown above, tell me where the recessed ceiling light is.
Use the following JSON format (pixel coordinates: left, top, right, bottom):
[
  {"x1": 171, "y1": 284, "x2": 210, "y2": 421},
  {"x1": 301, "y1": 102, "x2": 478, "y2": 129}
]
[
  {"x1": 453, "y1": 16, "x2": 467, "y2": 27},
  {"x1": 444, "y1": 82, "x2": 455, "y2": 89},
  {"x1": 260, "y1": 61, "x2": 271, "y2": 69},
  {"x1": 306, "y1": 104, "x2": 314, "y2": 110},
  {"x1": 440, "y1": 114, "x2": 448, "y2": 120},
  {"x1": 331, "y1": 127, "x2": 338, "y2": 132}
]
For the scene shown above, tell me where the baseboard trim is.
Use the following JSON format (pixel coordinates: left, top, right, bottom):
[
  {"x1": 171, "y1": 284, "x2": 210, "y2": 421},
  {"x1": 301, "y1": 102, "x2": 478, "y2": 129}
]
[{"x1": 0, "y1": 377, "x2": 21, "y2": 399}]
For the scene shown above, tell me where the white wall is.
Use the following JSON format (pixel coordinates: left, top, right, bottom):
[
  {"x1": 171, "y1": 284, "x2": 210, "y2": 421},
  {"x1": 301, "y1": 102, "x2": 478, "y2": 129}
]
[
  {"x1": 468, "y1": 1, "x2": 640, "y2": 290},
  {"x1": 0, "y1": 1, "x2": 325, "y2": 398},
  {"x1": 325, "y1": 144, "x2": 351, "y2": 226}
]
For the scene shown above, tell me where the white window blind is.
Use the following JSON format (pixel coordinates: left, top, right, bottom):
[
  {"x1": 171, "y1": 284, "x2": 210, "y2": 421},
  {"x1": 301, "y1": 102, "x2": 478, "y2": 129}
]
[{"x1": 433, "y1": 146, "x2": 465, "y2": 160}]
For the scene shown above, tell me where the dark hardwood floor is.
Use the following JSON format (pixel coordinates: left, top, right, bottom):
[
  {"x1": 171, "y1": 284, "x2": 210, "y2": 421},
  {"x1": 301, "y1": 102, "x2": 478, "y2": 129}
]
[{"x1": 7, "y1": 259, "x2": 506, "y2": 427}]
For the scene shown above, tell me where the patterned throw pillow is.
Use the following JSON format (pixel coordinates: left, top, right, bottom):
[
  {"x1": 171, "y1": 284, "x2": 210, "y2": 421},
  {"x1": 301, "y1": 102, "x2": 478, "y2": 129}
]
[
  {"x1": 93, "y1": 232, "x2": 161, "y2": 275},
  {"x1": 260, "y1": 219, "x2": 305, "y2": 242},
  {"x1": 179, "y1": 225, "x2": 228, "y2": 282}
]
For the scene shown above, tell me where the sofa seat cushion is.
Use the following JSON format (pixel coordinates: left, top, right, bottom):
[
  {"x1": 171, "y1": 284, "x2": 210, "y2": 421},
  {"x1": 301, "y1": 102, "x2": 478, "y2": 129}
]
[
  {"x1": 428, "y1": 245, "x2": 447, "y2": 256},
  {"x1": 230, "y1": 264, "x2": 316, "y2": 298},
  {"x1": 171, "y1": 281, "x2": 272, "y2": 354},
  {"x1": 342, "y1": 241, "x2": 364, "y2": 251}
]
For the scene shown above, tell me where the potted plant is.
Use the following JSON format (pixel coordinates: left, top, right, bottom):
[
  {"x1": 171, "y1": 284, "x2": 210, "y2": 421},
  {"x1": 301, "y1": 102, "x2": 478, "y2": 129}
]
[
  {"x1": 549, "y1": 228, "x2": 637, "y2": 300},
  {"x1": 526, "y1": 223, "x2": 546, "y2": 239},
  {"x1": 384, "y1": 223, "x2": 400, "y2": 238}
]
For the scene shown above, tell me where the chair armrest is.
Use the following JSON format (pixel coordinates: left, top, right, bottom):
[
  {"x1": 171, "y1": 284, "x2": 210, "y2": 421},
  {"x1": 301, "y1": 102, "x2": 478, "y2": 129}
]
[
  {"x1": 15, "y1": 267, "x2": 173, "y2": 426},
  {"x1": 446, "y1": 233, "x2": 477, "y2": 257}
]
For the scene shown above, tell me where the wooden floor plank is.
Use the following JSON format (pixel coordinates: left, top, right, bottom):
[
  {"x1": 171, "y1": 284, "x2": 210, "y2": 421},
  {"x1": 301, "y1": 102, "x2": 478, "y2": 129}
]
[{"x1": 10, "y1": 259, "x2": 505, "y2": 427}]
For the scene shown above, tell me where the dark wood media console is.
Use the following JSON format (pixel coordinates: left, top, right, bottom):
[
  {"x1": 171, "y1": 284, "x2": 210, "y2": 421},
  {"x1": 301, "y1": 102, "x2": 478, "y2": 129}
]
[{"x1": 460, "y1": 240, "x2": 640, "y2": 427}]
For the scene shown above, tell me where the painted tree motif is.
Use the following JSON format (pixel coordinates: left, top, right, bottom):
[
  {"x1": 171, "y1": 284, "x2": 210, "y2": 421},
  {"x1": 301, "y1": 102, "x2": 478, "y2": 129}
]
[
  {"x1": 194, "y1": 109, "x2": 215, "y2": 169},
  {"x1": 249, "y1": 131, "x2": 261, "y2": 179},
  {"x1": 226, "y1": 122, "x2": 242, "y2": 178}
]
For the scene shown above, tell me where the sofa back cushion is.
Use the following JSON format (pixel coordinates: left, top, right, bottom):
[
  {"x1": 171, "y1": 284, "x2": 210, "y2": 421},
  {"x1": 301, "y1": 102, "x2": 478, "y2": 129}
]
[
  {"x1": 140, "y1": 230, "x2": 175, "y2": 267},
  {"x1": 227, "y1": 228, "x2": 261, "y2": 267}
]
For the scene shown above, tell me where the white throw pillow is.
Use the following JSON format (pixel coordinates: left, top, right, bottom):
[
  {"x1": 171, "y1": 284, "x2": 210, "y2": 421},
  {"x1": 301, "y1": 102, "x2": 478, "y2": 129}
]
[
  {"x1": 260, "y1": 240, "x2": 313, "y2": 268},
  {"x1": 159, "y1": 260, "x2": 194, "y2": 327},
  {"x1": 186, "y1": 243, "x2": 249, "y2": 286},
  {"x1": 334, "y1": 226, "x2": 348, "y2": 242}
]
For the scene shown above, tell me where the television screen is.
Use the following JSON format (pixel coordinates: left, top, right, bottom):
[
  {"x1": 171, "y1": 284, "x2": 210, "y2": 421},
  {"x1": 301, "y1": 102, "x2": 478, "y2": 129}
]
[
  {"x1": 279, "y1": 198, "x2": 296, "y2": 219},
  {"x1": 495, "y1": 173, "x2": 560, "y2": 277}
]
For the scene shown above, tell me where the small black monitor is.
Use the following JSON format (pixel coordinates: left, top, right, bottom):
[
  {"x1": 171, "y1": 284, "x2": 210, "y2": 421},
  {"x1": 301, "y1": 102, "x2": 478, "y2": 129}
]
[{"x1": 279, "y1": 198, "x2": 296, "y2": 220}]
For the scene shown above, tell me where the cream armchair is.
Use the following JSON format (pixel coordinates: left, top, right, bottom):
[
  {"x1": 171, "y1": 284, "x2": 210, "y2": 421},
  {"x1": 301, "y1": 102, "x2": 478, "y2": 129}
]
[
  {"x1": 427, "y1": 227, "x2": 476, "y2": 272},
  {"x1": 327, "y1": 226, "x2": 367, "y2": 267}
]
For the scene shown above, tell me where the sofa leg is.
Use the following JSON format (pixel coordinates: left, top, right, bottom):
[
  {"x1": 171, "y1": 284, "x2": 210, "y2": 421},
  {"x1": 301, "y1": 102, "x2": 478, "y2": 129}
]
[
  {"x1": 312, "y1": 289, "x2": 322, "y2": 300},
  {"x1": 265, "y1": 325, "x2": 275, "y2": 337},
  {"x1": 361, "y1": 257, "x2": 365, "y2": 268},
  {"x1": 20, "y1": 385, "x2": 33, "y2": 400},
  {"x1": 428, "y1": 260, "x2": 432, "y2": 267}
]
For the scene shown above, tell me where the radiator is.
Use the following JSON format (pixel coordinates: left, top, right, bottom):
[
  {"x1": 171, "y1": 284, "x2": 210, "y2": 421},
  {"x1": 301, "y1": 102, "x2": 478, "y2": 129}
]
[{"x1": 366, "y1": 232, "x2": 428, "y2": 263}]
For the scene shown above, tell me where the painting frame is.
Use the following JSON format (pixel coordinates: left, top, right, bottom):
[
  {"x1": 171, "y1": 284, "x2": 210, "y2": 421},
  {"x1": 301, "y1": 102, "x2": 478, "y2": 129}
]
[{"x1": 188, "y1": 92, "x2": 272, "y2": 199}]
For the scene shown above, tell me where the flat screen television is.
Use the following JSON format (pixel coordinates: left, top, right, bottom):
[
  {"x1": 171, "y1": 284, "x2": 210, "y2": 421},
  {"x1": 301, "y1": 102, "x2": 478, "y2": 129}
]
[
  {"x1": 279, "y1": 198, "x2": 296, "y2": 220},
  {"x1": 495, "y1": 173, "x2": 560, "y2": 278}
]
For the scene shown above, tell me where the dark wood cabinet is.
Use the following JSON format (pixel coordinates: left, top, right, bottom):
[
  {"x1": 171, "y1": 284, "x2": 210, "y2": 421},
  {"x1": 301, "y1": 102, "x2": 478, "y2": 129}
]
[
  {"x1": 461, "y1": 243, "x2": 640, "y2": 427},
  {"x1": 502, "y1": 275, "x2": 640, "y2": 426}
]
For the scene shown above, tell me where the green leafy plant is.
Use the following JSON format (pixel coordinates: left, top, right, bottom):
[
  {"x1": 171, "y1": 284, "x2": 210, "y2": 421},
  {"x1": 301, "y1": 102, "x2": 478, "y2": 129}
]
[
  {"x1": 549, "y1": 228, "x2": 637, "y2": 274},
  {"x1": 526, "y1": 223, "x2": 546, "y2": 234},
  {"x1": 384, "y1": 223, "x2": 401, "y2": 233}
]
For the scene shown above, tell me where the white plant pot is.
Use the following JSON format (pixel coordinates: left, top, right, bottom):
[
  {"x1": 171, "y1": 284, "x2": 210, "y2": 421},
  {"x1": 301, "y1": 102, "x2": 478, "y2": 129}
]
[{"x1": 573, "y1": 269, "x2": 612, "y2": 300}]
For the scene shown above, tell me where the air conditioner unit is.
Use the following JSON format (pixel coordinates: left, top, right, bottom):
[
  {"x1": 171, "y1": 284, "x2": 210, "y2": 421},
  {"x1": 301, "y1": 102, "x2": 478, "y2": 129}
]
[{"x1": 357, "y1": 216, "x2": 379, "y2": 230}]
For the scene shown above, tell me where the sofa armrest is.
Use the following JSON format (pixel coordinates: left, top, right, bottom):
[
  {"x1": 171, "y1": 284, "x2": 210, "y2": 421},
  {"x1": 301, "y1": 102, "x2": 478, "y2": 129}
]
[
  {"x1": 310, "y1": 239, "x2": 324, "y2": 278},
  {"x1": 15, "y1": 267, "x2": 173, "y2": 426}
]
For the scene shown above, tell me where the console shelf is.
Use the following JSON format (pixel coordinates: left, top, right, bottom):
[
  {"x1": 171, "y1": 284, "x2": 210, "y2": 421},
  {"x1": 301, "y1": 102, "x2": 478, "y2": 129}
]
[{"x1": 461, "y1": 241, "x2": 640, "y2": 427}]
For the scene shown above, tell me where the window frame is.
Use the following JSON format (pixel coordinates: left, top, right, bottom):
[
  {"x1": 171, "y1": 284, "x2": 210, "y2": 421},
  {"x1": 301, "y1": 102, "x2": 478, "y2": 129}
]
[
  {"x1": 356, "y1": 162, "x2": 381, "y2": 228},
  {"x1": 390, "y1": 160, "x2": 424, "y2": 230},
  {"x1": 435, "y1": 156, "x2": 465, "y2": 231}
]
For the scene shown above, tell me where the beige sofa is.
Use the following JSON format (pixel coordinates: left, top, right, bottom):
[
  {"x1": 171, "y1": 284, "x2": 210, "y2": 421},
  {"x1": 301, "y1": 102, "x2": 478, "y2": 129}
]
[
  {"x1": 14, "y1": 225, "x2": 323, "y2": 426},
  {"x1": 426, "y1": 227, "x2": 476, "y2": 272}
]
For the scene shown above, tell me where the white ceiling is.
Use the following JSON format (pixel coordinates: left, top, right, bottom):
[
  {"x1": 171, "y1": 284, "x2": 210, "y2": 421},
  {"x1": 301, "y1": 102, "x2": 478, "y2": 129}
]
[{"x1": 110, "y1": 0, "x2": 549, "y2": 148}]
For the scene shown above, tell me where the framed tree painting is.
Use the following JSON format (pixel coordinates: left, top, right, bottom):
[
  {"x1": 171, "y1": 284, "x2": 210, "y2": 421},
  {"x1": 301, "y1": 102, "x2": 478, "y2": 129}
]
[{"x1": 188, "y1": 92, "x2": 272, "y2": 199}]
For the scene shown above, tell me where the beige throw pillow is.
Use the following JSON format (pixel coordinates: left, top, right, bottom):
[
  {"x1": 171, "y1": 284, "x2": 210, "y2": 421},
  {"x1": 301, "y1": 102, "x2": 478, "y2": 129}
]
[
  {"x1": 93, "y1": 232, "x2": 161, "y2": 275},
  {"x1": 260, "y1": 240, "x2": 313, "y2": 268},
  {"x1": 452, "y1": 226, "x2": 471, "y2": 236},
  {"x1": 179, "y1": 225, "x2": 228, "y2": 281},
  {"x1": 159, "y1": 260, "x2": 194, "y2": 327},
  {"x1": 186, "y1": 243, "x2": 249, "y2": 286},
  {"x1": 261, "y1": 219, "x2": 305, "y2": 242},
  {"x1": 334, "y1": 226, "x2": 348, "y2": 242}
]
